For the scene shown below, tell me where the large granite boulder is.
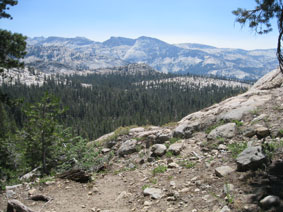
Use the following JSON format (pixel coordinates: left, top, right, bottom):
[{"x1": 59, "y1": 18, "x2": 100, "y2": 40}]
[
  {"x1": 236, "y1": 146, "x2": 268, "y2": 171},
  {"x1": 207, "y1": 123, "x2": 237, "y2": 140},
  {"x1": 118, "y1": 139, "x2": 137, "y2": 157}
]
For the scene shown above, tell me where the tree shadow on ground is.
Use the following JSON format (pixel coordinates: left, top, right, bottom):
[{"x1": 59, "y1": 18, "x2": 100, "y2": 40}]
[{"x1": 242, "y1": 154, "x2": 283, "y2": 212}]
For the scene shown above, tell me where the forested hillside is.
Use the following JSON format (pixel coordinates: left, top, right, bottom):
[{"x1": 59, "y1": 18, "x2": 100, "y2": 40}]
[{"x1": 1, "y1": 71, "x2": 248, "y2": 140}]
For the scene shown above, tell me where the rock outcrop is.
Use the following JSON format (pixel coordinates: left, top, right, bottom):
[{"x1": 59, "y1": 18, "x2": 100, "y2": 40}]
[{"x1": 173, "y1": 69, "x2": 282, "y2": 138}]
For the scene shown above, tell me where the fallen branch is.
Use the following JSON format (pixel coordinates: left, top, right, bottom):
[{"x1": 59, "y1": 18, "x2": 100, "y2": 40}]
[{"x1": 7, "y1": 199, "x2": 35, "y2": 212}]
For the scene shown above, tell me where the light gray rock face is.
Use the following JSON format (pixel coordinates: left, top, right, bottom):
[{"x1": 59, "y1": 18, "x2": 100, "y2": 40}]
[
  {"x1": 260, "y1": 195, "x2": 280, "y2": 209},
  {"x1": 172, "y1": 71, "x2": 273, "y2": 140},
  {"x1": 236, "y1": 146, "x2": 267, "y2": 171},
  {"x1": 168, "y1": 142, "x2": 184, "y2": 155},
  {"x1": 218, "y1": 106, "x2": 254, "y2": 121},
  {"x1": 117, "y1": 139, "x2": 137, "y2": 157},
  {"x1": 215, "y1": 166, "x2": 235, "y2": 177},
  {"x1": 207, "y1": 123, "x2": 237, "y2": 140},
  {"x1": 151, "y1": 144, "x2": 167, "y2": 157},
  {"x1": 143, "y1": 188, "x2": 163, "y2": 199},
  {"x1": 251, "y1": 68, "x2": 283, "y2": 90}
]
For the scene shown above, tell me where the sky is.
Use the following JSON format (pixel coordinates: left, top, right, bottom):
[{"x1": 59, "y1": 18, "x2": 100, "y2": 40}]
[{"x1": 0, "y1": 0, "x2": 279, "y2": 50}]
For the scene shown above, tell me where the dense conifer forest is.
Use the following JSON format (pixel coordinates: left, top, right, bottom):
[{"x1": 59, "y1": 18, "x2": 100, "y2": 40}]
[{"x1": 1, "y1": 72, "x2": 248, "y2": 140}]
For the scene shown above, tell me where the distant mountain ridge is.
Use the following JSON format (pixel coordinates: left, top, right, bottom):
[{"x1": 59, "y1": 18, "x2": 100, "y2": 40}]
[{"x1": 25, "y1": 36, "x2": 278, "y2": 80}]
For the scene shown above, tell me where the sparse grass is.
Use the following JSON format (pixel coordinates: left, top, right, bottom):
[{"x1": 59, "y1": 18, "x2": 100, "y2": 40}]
[
  {"x1": 168, "y1": 175, "x2": 173, "y2": 180},
  {"x1": 224, "y1": 183, "x2": 234, "y2": 205},
  {"x1": 149, "y1": 178, "x2": 158, "y2": 184},
  {"x1": 232, "y1": 120, "x2": 243, "y2": 127},
  {"x1": 39, "y1": 176, "x2": 54, "y2": 184},
  {"x1": 201, "y1": 141, "x2": 218, "y2": 150},
  {"x1": 133, "y1": 137, "x2": 144, "y2": 142},
  {"x1": 216, "y1": 136, "x2": 225, "y2": 143},
  {"x1": 165, "y1": 151, "x2": 173, "y2": 158},
  {"x1": 227, "y1": 142, "x2": 247, "y2": 158},
  {"x1": 136, "y1": 144, "x2": 143, "y2": 152},
  {"x1": 262, "y1": 139, "x2": 283, "y2": 160},
  {"x1": 206, "y1": 156, "x2": 215, "y2": 163},
  {"x1": 169, "y1": 137, "x2": 180, "y2": 144},
  {"x1": 139, "y1": 150, "x2": 146, "y2": 158},
  {"x1": 162, "y1": 122, "x2": 178, "y2": 128},
  {"x1": 142, "y1": 184, "x2": 149, "y2": 190},
  {"x1": 250, "y1": 108, "x2": 259, "y2": 116},
  {"x1": 273, "y1": 105, "x2": 283, "y2": 111},
  {"x1": 178, "y1": 160, "x2": 196, "y2": 169},
  {"x1": 113, "y1": 165, "x2": 136, "y2": 175},
  {"x1": 152, "y1": 165, "x2": 167, "y2": 176}
]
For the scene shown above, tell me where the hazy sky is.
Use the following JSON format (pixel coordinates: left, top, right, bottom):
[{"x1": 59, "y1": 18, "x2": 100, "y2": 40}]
[{"x1": 0, "y1": 0, "x2": 279, "y2": 49}]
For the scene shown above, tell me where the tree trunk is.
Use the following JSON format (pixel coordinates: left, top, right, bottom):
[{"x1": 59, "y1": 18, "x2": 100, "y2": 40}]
[
  {"x1": 277, "y1": 10, "x2": 283, "y2": 74},
  {"x1": 41, "y1": 131, "x2": 46, "y2": 175}
]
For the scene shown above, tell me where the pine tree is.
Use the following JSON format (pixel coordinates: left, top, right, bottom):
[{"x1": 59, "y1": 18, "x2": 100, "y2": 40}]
[{"x1": 233, "y1": 0, "x2": 283, "y2": 73}]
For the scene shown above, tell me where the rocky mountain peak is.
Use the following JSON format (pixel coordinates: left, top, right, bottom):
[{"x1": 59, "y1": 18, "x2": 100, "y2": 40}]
[
  {"x1": 25, "y1": 36, "x2": 278, "y2": 79},
  {"x1": 103, "y1": 36, "x2": 136, "y2": 47}
]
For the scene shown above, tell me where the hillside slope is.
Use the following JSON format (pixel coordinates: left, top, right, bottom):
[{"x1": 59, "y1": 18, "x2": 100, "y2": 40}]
[
  {"x1": 25, "y1": 36, "x2": 277, "y2": 80},
  {"x1": 1, "y1": 69, "x2": 283, "y2": 212}
]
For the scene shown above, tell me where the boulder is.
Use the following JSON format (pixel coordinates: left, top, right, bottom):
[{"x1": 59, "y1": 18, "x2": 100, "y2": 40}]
[
  {"x1": 255, "y1": 126, "x2": 270, "y2": 138},
  {"x1": 118, "y1": 139, "x2": 137, "y2": 157},
  {"x1": 207, "y1": 123, "x2": 237, "y2": 140},
  {"x1": 260, "y1": 195, "x2": 280, "y2": 209},
  {"x1": 173, "y1": 121, "x2": 191, "y2": 138},
  {"x1": 143, "y1": 188, "x2": 163, "y2": 199},
  {"x1": 236, "y1": 146, "x2": 267, "y2": 171},
  {"x1": 168, "y1": 142, "x2": 184, "y2": 155},
  {"x1": 269, "y1": 159, "x2": 283, "y2": 177},
  {"x1": 101, "y1": 148, "x2": 111, "y2": 154},
  {"x1": 155, "y1": 133, "x2": 171, "y2": 144},
  {"x1": 243, "y1": 127, "x2": 256, "y2": 138},
  {"x1": 151, "y1": 144, "x2": 167, "y2": 157},
  {"x1": 215, "y1": 166, "x2": 234, "y2": 177}
]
